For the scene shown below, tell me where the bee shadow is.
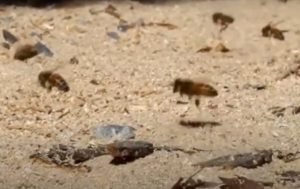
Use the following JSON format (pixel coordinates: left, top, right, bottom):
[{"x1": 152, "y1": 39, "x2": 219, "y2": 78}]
[
  {"x1": 179, "y1": 120, "x2": 221, "y2": 128},
  {"x1": 109, "y1": 156, "x2": 147, "y2": 165}
]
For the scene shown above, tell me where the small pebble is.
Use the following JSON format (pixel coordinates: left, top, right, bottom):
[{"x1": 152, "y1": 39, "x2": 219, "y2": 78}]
[
  {"x1": 70, "y1": 56, "x2": 79, "y2": 64},
  {"x1": 92, "y1": 124, "x2": 136, "y2": 141},
  {"x1": 107, "y1": 31, "x2": 120, "y2": 41}
]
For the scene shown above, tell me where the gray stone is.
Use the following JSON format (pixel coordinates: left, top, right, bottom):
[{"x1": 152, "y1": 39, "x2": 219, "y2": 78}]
[{"x1": 92, "y1": 124, "x2": 136, "y2": 141}]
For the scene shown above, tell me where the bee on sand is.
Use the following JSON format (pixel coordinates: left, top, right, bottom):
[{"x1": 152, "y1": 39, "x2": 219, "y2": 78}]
[{"x1": 38, "y1": 70, "x2": 69, "y2": 92}]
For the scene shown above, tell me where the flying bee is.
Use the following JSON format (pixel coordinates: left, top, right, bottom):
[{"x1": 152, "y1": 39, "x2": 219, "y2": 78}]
[
  {"x1": 173, "y1": 78, "x2": 218, "y2": 107},
  {"x1": 38, "y1": 70, "x2": 69, "y2": 92},
  {"x1": 13, "y1": 43, "x2": 38, "y2": 61},
  {"x1": 212, "y1": 12, "x2": 234, "y2": 32},
  {"x1": 261, "y1": 23, "x2": 287, "y2": 40}
]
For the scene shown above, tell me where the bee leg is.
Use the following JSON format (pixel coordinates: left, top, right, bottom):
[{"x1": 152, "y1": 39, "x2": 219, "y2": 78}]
[
  {"x1": 47, "y1": 86, "x2": 52, "y2": 92},
  {"x1": 45, "y1": 82, "x2": 52, "y2": 92},
  {"x1": 179, "y1": 90, "x2": 184, "y2": 97},
  {"x1": 220, "y1": 24, "x2": 228, "y2": 33},
  {"x1": 195, "y1": 97, "x2": 202, "y2": 113}
]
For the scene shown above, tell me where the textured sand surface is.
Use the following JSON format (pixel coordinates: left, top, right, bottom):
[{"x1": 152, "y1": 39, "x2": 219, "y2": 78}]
[{"x1": 0, "y1": 0, "x2": 300, "y2": 188}]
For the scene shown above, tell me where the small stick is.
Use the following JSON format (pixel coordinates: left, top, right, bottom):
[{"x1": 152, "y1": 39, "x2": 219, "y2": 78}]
[
  {"x1": 58, "y1": 109, "x2": 70, "y2": 119},
  {"x1": 154, "y1": 145, "x2": 209, "y2": 154}
]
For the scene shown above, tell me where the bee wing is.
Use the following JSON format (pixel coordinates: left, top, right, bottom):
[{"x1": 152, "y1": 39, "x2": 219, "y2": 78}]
[
  {"x1": 272, "y1": 20, "x2": 285, "y2": 27},
  {"x1": 35, "y1": 41, "x2": 54, "y2": 57},
  {"x1": 193, "y1": 76, "x2": 214, "y2": 85},
  {"x1": 46, "y1": 61, "x2": 66, "y2": 73},
  {"x1": 3, "y1": 29, "x2": 19, "y2": 44}
]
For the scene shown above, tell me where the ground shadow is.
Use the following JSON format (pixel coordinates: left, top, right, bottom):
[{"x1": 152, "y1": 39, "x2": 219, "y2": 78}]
[{"x1": 109, "y1": 155, "x2": 150, "y2": 165}]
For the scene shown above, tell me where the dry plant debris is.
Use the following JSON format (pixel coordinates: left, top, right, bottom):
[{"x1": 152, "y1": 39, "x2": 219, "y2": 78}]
[
  {"x1": 31, "y1": 141, "x2": 203, "y2": 168},
  {"x1": 117, "y1": 19, "x2": 139, "y2": 32},
  {"x1": 103, "y1": 5, "x2": 177, "y2": 44},
  {"x1": 154, "y1": 145, "x2": 208, "y2": 155},
  {"x1": 276, "y1": 150, "x2": 300, "y2": 163},
  {"x1": 196, "y1": 46, "x2": 212, "y2": 53},
  {"x1": 278, "y1": 65, "x2": 300, "y2": 80},
  {"x1": 269, "y1": 106, "x2": 286, "y2": 117},
  {"x1": 107, "y1": 140, "x2": 154, "y2": 165},
  {"x1": 90, "y1": 79, "x2": 101, "y2": 85},
  {"x1": 215, "y1": 43, "x2": 230, "y2": 53},
  {"x1": 277, "y1": 170, "x2": 300, "y2": 185},
  {"x1": 197, "y1": 43, "x2": 230, "y2": 53},
  {"x1": 69, "y1": 56, "x2": 79, "y2": 64},
  {"x1": 173, "y1": 78, "x2": 218, "y2": 108},
  {"x1": 117, "y1": 18, "x2": 178, "y2": 32},
  {"x1": 219, "y1": 175, "x2": 273, "y2": 189},
  {"x1": 192, "y1": 150, "x2": 273, "y2": 169},
  {"x1": 107, "y1": 141, "x2": 206, "y2": 164},
  {"x1": 242, "y1": 83, "x2": 267, "y2": 90},
  {"x1": 172, "y1": 173, "x2": 273, "y2": 189},
  {"x1": 269, "y1": 105, "x2": 300, "y2": 117},
  {"x1": 146, "y1": 22, "x2": 178, "y2": 30},
  {"x1": 212, "y1": 12, "x2": 234, "y2": 32},
  {"x1": 30, "y1": 144, "x2": 108, "y2": 171},
  {"x1": 103, "y1": 6, "x2": 177, "y2": 45},
  {"x1": 262, "y1": 23, "x2": 288, "y2": 40},
  {"x1": 172, "y1": 177, "x2": 218, "y2": 189},
  {"x1": 179, "y1": 120, "x2": 221, "y2": 128},
  {"x1": 38, "y1": 70, "x2": 70, "y2": 92},
  {"x1": 104, "y1": 4, "x2": 123, "y2": 20},
  {"x1": 292, "y1": 106, "x2": 300, "y2": 114},
  {"x1": 171, "y1": 169, "x2": 219, "y2": 189}
]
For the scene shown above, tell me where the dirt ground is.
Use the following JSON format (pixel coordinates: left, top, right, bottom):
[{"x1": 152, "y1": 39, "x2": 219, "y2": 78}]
[{"x1": 1, "y1": 0, "x2": 300, "y2": 188}]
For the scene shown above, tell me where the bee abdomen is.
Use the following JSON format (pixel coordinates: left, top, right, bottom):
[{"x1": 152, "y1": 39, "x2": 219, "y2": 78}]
[
  {"x1": 57, "y1": 80, "x2": 70, "y2": 92},
  {"x1": 192, "y1": 83, "x2": 218, "y2": 97},
  {"x1": 49, "y1": 74, "x2": 69, "y2": 92},
  {"x1": 196, "y1": 85, "x2": 218, "y2": 97}
]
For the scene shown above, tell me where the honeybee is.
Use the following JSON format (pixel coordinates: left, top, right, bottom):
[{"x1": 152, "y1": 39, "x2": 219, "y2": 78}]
[
  {"x1": 212, "y1": 12, "x2": 234, "y2": 32},
  {"x1": 261, "y1": 23, "x2": 287, "y2": 40},
  {"x1": 173, "y1": 78, "x2": 218, "y2": 107},
  {"x1": 38, "y1": 70, "x2": 69, "y2": 92}
]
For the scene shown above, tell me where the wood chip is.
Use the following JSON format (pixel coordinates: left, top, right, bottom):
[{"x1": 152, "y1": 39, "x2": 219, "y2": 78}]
[{"x1": 193, "y1": 150, "x2": 273, "y2": 169}]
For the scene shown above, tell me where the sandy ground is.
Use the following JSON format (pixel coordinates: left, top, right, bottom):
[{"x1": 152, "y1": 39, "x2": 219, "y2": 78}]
[{"x1": 0, "y1": 0, "x2": 300, "y2": 188}]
